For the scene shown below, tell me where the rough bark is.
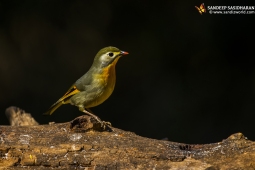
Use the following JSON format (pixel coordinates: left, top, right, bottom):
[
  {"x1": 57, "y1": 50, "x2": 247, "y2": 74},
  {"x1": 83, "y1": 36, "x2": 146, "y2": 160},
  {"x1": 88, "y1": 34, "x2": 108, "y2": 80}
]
[
  {"x1": 1, "y1": 107, "x2": 255, "y2": 169},
  {"x1": 5, "y1": 107, "x2": 39, "y2": 126}
]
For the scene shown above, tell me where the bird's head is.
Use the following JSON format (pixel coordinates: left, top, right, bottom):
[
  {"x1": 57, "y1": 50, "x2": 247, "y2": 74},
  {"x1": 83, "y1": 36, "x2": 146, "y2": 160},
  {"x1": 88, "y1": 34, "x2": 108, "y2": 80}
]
[{"x1": 93, "y1": 46, "x2": 128, "y2": 68}]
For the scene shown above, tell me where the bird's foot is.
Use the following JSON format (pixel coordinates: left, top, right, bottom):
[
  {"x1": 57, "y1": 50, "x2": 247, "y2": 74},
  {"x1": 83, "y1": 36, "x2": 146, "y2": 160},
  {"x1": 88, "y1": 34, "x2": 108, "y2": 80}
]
[
  {"x1": 101, "y1": 121, "x2": 111, "y2": 129},
  {"x1": 82, "y1": 109, "x2": 112, "y2": 130}
]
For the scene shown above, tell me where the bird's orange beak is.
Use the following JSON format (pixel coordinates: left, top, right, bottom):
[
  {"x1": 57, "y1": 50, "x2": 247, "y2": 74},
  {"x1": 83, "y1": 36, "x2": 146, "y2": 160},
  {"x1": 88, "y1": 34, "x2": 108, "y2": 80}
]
[{"x1": 121, "y1": 51, "x2": 129, "y2": 55}]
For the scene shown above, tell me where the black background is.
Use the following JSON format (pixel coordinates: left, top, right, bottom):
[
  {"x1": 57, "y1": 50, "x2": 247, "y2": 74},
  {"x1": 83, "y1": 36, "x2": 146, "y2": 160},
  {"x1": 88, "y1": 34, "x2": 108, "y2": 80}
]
[{"x1": 0, "y1": 0, "x2": 254, "y2": 144}]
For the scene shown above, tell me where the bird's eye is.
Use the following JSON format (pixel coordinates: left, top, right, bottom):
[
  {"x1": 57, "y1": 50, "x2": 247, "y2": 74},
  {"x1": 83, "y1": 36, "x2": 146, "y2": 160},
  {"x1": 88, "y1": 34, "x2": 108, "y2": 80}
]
[{"x1": 108, "y1": 52, "x2": 114, "y2": 57}]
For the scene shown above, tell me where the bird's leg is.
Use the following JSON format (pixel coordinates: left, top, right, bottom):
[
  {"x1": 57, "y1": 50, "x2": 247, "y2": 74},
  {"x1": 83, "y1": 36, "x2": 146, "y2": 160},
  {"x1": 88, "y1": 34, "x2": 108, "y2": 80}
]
[
  {"x1": 86, "y1": 109, "x2": 112, "y2": 127},
  {"x1": 82, "y1": 109, "x2": 102, "y2": 123},
  {"x1": 80, "y1": 108, "x2": 112, "y2": 128}
]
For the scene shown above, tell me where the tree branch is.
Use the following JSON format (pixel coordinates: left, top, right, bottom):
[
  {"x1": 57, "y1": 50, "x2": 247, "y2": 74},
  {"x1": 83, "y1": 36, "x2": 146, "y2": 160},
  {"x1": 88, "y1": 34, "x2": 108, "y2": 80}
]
[{"x1": 0, "y1": 107, "x2": 254, "y2": 169}]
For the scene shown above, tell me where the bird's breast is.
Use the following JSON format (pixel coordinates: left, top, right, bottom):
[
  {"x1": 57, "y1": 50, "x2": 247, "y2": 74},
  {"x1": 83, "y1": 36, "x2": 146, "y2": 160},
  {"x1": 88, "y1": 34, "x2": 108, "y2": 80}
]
[{"x1": 90, "y1": 63, "x2": 117, "y2": 107}]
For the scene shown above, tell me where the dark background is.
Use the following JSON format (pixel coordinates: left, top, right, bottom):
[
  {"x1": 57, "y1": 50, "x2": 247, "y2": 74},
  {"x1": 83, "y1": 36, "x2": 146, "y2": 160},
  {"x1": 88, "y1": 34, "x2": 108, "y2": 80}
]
[{"x1": 0, "y1": 0, "x2": 254, "y2": 144}]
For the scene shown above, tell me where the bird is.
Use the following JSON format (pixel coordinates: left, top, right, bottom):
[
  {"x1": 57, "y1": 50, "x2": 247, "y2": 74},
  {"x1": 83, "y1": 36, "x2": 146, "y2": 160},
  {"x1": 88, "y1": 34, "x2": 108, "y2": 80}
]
[{"x1": 44, "y1": 46, "x2": 128, "y2": 126}]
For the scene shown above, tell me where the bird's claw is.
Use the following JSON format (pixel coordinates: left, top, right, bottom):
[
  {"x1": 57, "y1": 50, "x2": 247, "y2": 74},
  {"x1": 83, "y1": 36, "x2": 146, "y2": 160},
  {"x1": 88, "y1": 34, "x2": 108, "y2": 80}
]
[
  {"x1": 100, "y1": 121, "x2": 112, "y2": 130},
  {"x1": 102, "y1": 121, "x2": 111, "y2": 126}
]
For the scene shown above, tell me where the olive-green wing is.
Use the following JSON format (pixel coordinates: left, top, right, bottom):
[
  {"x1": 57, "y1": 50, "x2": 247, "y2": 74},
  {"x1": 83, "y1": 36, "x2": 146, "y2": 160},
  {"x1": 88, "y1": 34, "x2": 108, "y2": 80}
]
[{"x1": 74, "y1": 67, "x2": 95, "y2": 90}]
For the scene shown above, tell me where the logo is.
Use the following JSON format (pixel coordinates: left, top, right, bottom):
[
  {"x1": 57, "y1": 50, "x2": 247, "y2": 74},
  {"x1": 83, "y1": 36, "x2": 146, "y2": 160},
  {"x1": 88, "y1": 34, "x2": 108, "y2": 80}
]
[
  {"x1": 195, "y1": 3, "x2": 255, "y2": 15},
  {"x1": 195, "y1": 3, "x2": 206, "y2": 15}
]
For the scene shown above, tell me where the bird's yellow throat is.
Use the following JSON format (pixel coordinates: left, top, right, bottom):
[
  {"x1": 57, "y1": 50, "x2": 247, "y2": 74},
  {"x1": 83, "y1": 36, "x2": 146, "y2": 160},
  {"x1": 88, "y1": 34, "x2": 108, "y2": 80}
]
[{"x1": 95, "y1": 56, "x2": 120, "y2": 83}]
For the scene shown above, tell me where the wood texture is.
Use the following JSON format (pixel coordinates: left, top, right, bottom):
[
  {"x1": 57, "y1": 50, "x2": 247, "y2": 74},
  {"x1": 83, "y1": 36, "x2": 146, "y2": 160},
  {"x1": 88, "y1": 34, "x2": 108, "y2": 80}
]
[{"x1": 1, "y1": 107, "x2": 255, "y2": 169}]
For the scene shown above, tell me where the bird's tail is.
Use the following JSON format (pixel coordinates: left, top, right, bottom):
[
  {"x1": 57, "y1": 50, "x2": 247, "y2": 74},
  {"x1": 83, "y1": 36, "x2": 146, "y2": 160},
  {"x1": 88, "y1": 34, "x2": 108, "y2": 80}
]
[
  {"x1": 43, "y1": 85, "x2": 80, "y2": 115},
  {"x1": 43, "y1": 101, "x2": 63, "y2": 115}
]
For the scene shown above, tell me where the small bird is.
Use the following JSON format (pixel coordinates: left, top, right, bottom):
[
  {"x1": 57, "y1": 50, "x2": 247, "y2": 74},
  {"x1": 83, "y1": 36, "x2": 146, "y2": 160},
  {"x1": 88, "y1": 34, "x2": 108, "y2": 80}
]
[{"x1": 44, "y1": 46, "x2": 128, "y2": 125}]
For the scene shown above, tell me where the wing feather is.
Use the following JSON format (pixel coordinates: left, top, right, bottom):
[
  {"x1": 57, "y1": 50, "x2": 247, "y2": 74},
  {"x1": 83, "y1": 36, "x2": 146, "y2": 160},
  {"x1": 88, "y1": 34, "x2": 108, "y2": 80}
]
[{"x1": 43, "y1": 85, "x2": 80, "y2": 115}]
